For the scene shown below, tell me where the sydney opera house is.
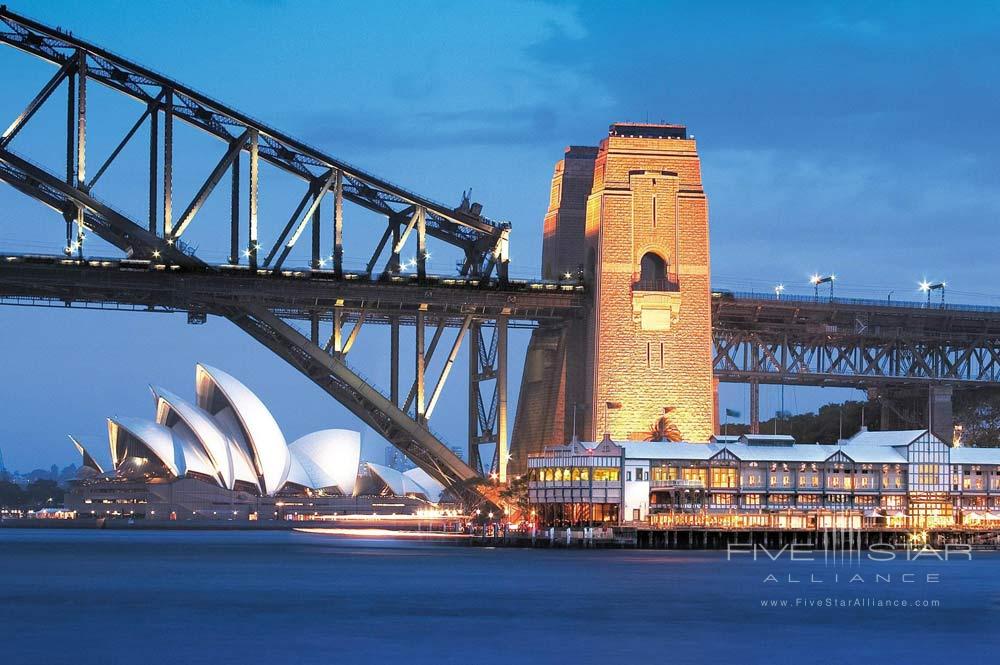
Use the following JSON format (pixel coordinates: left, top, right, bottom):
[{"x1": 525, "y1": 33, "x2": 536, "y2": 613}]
[{"x1": 65, "y1": 364, "x2": 447, "y2": 520}]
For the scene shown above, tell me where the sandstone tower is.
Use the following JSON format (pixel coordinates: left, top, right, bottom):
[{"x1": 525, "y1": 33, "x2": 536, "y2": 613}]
[{"x1": 511, "y1": 123, "x2": 715, "y2": 471}]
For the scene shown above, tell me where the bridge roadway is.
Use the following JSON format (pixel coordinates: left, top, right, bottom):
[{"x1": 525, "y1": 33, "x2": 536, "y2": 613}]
[
  {"x1": 0, "y1": 254, "x2": 585, "y2": 326},
  {"x1": 712, "y1": 290, "x2": 1000, "y2": 389},
  {"x1": 5, "y1": 256, "x2": 1000, "y2": 392}
]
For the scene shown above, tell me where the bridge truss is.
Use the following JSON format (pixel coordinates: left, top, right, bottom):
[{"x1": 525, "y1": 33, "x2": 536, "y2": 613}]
[
  {"x1": 0, "y1": 7, "x2": 545, "y2": 502},
  {"x1": 712, "y1": 292, "x2": 1000, "y2": 432}
]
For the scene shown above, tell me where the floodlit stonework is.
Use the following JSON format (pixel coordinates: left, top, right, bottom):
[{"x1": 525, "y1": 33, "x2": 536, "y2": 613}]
[{"x1": 512, "y1": 123, "x2": 716, "y2": 473}]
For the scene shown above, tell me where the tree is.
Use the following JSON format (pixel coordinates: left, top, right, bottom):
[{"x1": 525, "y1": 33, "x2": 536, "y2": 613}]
[
  {"x1": 646, "y1": 411, "x2": 683, "y2": 442},
  {"x1": 22, "y1": 479, "x2": 64, "y2": 509},
  {"x1": 724, "y1": 399, "x2": 882, "y2": 444},
  {"x1": 499, "y1": 474, "x2": 530, "y2": 518},
  {"x1": 0, "y1": 481, "x2": 24, "y2": 509},
  {"x1": 953, "y1": 391, "x2": 1000, "y2": 447}
]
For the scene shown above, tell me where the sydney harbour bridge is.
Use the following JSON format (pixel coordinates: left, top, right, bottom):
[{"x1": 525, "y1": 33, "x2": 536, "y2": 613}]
[{"x1": 3, "y1": 7, "x2": 1000, "y2": 503}]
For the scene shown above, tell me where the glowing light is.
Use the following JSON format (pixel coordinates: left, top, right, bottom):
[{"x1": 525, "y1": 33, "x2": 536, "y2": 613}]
[
  {"x1": 152, "y1": 250, "x2": 161, "y2": 258},
  {"x1": 774, "y1": 283, "x2": 785, "y2": 297},
  {"x1": 919, "y1": 280, "x2": 932, "y2": 292}
]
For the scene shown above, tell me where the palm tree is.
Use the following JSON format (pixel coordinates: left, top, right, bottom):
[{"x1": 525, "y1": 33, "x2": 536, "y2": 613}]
[{"x1": 646, "y1": 409, "x2": 683, "y2": 442}]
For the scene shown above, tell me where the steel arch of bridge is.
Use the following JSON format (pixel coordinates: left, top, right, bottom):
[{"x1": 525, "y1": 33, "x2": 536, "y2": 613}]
[{"x1": 0, "y1": 7, "x2": 523, "y2": 502}]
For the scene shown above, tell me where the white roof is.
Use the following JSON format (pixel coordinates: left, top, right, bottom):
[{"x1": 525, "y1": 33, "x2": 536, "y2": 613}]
[
  {"x1": 366, "y1": 462, "x2": 438, "y2": 500},
  {"x1": 403, "y1": 467, "x2": 446, "y2": 503},
  {"x1": 107, "y1": 416, "x2": 219, "y2": 482},
  {"x1": 284, "y1": 453, "x2": 314, "y2": 489},
  {"x1": 722, "y1": 444, "x2": 838, "y2": 462},
  {"x1": 619, "y1": 440, "x2": 906, "y2": 464},
  {"x1": 847, "y1": 429, "x2": 937, "y2": 447},
  {"x1": 195, "y1": 364, "x2": 290, "y2": 495},
  {"x1": 836, "y1": 445, "x2": 907, "y2": 464},
  {"x1": 740, "y1": 434, "x2": 795, "y2": 446},
  {"x1": 621, "y1": 441, "x2": 718, "y2": 460},
  {"x1": 152, "y1": 386, "x2": 237, "y2": 490},
  {"x1": 287, "y1": 429, "x2": 361, "y2": 494},
  {"x1": 69, "y1": 435, "x2": 111, "y2": 474},
  {"x1": 108, "y1": 417, "x2": 181, "y2": 477},
  {"x1": 951, "y1": 447, "x2": 1000, "y2": 464}
]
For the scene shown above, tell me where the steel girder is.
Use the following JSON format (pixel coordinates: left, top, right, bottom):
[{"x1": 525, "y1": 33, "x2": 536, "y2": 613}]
[
  {"x1": 0, "y1": 259, "x2": 584, "y2": 324},
  {"x1": 713, "y1": 329, "x2": 1000, "y2": 388},
  {"x1": 0, "y1": 7, "x2": 510, "y2": 277},
  {"x1": 712, "y1": 293, "x2": 1000, "y2": 388},
  {"x1": 0, "y1": 8, "x2": 517, "y2": 501}
]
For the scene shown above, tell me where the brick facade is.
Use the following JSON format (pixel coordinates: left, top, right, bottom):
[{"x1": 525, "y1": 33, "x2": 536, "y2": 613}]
[{"x1": 512, "y1": 123, "x2": 716, "y2": 473}]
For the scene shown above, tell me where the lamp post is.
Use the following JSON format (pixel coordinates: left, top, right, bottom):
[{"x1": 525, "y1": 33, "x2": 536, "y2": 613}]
[
  {"x1": 919, "y1": 280, "x2": 946, "y2": 306},
  {"x1": 774, "y1": 283, "x2": 785, "y2": 300},
  {"x1": 810, "y1": 273, "x2": 835, "y2": 299}
]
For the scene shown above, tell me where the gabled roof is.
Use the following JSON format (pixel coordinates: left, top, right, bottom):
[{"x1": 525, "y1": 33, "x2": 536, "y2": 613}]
[
  {"x1": 835, "y1": 445, "x2": 907, "y2": 464},
  {"x1": 951, "y1": 447, "x2": 1000, "y2": 464},
  {"x1": 722, "y1": 443, "x2": 838, "y2": 462},
  {"x1": 847, "y1": 429, "x2": 939, "y2": 447},
  {"x1": 621, "y1": 441, "x2": 718, "y2": 460},
  {"x1": 740, "y1": 434, "x2": 795, "y2": 446}
]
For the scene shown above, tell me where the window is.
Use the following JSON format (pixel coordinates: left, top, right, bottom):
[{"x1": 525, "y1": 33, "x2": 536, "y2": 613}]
[
  {"x1": 593, "y1": 468, "x2": 620, "y2": 482},
  {"x1": 636, "y1": 252, "x2": 675, "y2": 291},
  {"x1": 640, "y1": 252, "x2": 666, "y2": 281},
  {"x1": 626, "y1": 471, "x2": 632, "y2": 481}
]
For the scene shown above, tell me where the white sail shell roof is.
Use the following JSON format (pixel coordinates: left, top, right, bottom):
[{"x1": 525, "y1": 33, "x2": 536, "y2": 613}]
[
  {"x1": 403, "y1": 467, "x2": 445, "y2": 503},
  {"x1": 69, "y1": 435, "x2": 111, "y2": 474},
  {"x1": 108, "y1": 417, "x2": 181, "y2": 477},
  {"x1": 367, "y1": 462, "x2": 440, "y2": 501},
  {"x1": 287, "y1": 429, "x2": 361, "y2": 494},
  {"x1": 283, "y1": 453, "x2": 314, "y2": 489},
  {"x1": 195, "y1": 364, "x2": 290, "y2": 495},
  {"x1": 152, "y1": 386, "x2": 244, "y2": 490}
]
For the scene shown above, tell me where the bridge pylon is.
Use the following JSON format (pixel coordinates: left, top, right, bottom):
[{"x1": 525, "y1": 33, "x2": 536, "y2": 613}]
[{"x1": 512, "y1": 124, "x2": 717, "y2": 470}]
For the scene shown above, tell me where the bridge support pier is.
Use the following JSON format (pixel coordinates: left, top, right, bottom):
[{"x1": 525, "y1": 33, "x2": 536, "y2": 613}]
[
  {"x1": 749, "y1": 381, "x2": 760, "y2": 434},
  {"x1": 877, "y1": 384, "x2": 954, "y2": 444}
]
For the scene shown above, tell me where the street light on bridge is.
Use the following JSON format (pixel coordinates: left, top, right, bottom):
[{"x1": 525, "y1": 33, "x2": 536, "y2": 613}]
[
  {"x1": 774, "y1": 283, "x2": 785, "y2": 299},
  {"x1": 810, "y1": 273, "x2": 835, "y2": 299},
  {"x1": 919, "y1": 279, "x2": 946, "y2": 305}
]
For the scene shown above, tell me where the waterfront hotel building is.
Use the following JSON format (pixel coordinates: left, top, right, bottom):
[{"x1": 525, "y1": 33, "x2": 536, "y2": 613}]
[{"x1": 526, "y1": 429, "x2": 1000, "y2": 530}]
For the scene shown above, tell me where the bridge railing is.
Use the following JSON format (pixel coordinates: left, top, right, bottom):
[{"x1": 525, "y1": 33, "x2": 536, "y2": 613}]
[{"x1": 716, "y1": 290, "x2": 1000, "y2": 315}]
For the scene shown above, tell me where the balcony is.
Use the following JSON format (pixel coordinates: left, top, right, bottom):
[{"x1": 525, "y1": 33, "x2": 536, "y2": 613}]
[
  {"x1": 633, "y1": 274, "x2": 680, "y2": 293},
  {"x1": 650, "y1": 479, "x2": 705, "y2": 489}
]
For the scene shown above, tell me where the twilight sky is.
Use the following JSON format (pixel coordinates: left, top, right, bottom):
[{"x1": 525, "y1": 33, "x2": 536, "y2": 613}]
[{"x1": 2, "y1": 1, "x2": 999, "y2": 470}]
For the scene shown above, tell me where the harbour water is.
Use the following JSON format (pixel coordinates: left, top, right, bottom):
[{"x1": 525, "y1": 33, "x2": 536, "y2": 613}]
[{"x1": 1, "y1": 528, "x2": 998, "y2": 664}]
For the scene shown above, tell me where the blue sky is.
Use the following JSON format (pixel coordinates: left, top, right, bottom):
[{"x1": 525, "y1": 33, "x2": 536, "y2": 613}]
[{"x1": 2, "y1": 1, "x2": 999, "y2": 470}]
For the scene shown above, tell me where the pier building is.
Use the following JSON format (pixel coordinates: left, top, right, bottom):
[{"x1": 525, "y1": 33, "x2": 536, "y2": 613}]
[{"x1": 527, "y1": 429, "x2": 1000, "y2": 530}]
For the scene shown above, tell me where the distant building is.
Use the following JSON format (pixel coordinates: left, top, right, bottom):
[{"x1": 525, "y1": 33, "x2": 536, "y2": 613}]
[
  {"x1": 528, "y1": 429, "x2": 1000, "y2": 530},
  {"x1": 384, "y1": 447, "x2": 415, "y2": 472}
]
